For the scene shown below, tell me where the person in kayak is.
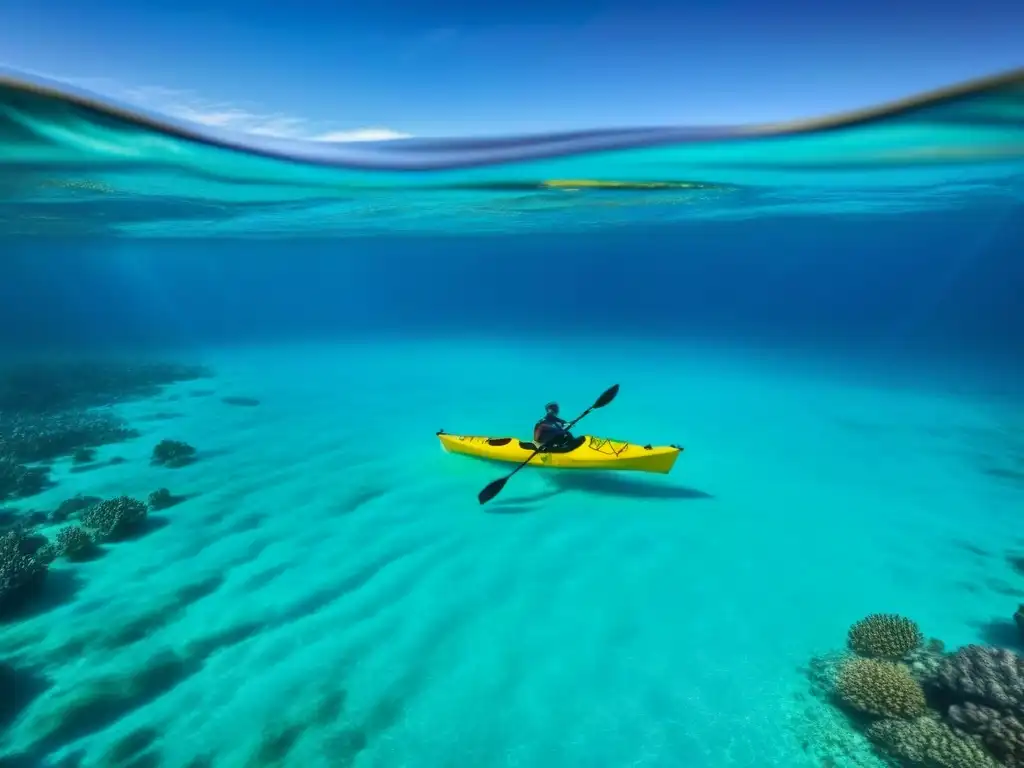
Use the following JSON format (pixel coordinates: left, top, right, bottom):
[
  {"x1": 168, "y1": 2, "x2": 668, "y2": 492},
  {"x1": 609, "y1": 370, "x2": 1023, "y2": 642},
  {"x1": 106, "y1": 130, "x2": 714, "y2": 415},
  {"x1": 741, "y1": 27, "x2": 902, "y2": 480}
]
[{"x1": 534, "y1": 401, "x2": 574, "y2": 450}]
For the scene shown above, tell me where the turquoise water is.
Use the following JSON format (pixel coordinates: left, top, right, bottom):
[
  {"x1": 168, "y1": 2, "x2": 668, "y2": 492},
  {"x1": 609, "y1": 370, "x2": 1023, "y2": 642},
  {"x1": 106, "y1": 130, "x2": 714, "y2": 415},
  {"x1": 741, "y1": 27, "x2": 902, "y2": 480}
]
[
  {"x1": 3, "y1": 341, "x2": 1022, "y2": 768},
  {"x1": 1, "y1": 68, "x2": 1023, "y2": 236},
  {"x1": 1, "y1": 69, "x2": 1024, "y2": 768}
]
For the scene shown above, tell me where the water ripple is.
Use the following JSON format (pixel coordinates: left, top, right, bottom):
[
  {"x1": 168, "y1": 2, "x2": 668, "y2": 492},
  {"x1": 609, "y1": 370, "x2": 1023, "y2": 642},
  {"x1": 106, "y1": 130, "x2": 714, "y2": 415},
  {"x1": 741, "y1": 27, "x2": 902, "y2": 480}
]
[
  {"x1": 1, "y1": 67, "x2": 1022, "y2": 236},
  {"x1": 3, "y1": 67, "x2": 1023, "y2": 171}
]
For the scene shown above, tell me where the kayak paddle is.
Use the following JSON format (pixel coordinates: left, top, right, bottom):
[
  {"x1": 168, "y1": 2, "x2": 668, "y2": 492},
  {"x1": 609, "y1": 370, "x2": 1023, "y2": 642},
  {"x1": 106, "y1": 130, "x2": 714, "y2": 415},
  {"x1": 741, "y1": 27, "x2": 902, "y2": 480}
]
[{"x1": 477, "y1": 383, "x2": 620, "y2": 505}]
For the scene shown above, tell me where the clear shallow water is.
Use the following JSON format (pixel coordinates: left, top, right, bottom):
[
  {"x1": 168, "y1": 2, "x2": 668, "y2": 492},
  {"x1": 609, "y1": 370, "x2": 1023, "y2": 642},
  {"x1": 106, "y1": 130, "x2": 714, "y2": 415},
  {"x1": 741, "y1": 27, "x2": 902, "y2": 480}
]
[
  {"x1": 2, "y1": 341, "x2": 1023, "y2": 768},
  {"x1": 0, "y1": 65, "x2": 1023, "y2": 768}
]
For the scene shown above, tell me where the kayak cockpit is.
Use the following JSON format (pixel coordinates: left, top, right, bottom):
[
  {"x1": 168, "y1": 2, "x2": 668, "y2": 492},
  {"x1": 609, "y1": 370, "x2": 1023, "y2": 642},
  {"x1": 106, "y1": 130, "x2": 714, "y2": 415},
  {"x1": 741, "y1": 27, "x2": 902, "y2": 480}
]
[
  {"x1": 437, "y1": 430, "x2": 683, "y2": 475},
  {"x1": 483, "y1": 435, "x2": 585, "y2": 454}
]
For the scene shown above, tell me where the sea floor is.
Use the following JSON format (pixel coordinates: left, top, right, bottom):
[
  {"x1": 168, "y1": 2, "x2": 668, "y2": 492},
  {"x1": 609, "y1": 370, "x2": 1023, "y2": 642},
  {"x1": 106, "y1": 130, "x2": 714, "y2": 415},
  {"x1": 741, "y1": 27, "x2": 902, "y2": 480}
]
[{"x1": 2, "y1": 338, "x2": 1023, "y2": 768}]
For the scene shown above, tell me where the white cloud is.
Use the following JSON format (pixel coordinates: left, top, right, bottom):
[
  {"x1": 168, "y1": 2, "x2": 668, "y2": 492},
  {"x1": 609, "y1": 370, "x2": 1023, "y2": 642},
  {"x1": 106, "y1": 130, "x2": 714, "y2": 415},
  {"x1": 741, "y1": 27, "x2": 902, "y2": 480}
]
[
  {"x1": 314, "y1": 127, "x2": 413, "y2": 142},
  {"x1": 7, "y1": 70, "x2": 411, "y2": 142}
]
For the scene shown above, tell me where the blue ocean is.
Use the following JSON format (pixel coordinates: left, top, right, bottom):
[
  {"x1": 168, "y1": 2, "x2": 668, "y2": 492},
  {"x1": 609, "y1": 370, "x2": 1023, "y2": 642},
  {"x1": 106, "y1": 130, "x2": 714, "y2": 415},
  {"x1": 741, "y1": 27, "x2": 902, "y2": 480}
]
[{"x1": 1, "y1": 68, "x2": 1024, "y2": 768}]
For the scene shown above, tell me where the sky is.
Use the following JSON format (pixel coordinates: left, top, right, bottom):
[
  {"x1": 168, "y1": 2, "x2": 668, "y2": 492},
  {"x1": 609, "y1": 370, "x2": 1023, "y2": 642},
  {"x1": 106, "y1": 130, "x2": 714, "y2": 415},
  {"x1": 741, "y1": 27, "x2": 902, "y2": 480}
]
[{"x1": 1, "y1": 0, "x2": 1022, "y2": 141}]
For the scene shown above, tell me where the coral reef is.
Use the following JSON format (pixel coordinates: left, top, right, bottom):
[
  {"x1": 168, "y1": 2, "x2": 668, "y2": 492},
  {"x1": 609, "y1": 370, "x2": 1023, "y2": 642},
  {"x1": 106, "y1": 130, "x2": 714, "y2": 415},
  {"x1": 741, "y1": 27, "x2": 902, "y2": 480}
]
[
  {"x1": 54, "y1": 525, "x2": 96, "y2": 561},
  {"x1": 0, "y1": 408, "x2": 138, "y2": 465},
  {"x1": 933, "y1": 646, "x2": 1024, "y2": 713},
  {"x1": 807, "y1": 650, "x2": 854, "y2": 700},
  {"x1": 929, "y1": 645, "x2": 1024, "y2": 766},
  {"x1": 49, "y1": 494, "x2": 101, "y2": 524},
  {"x1": 947, "y1": 703, "x2": 1024, "y2": 767},
  {"x1": 907, "y1": 638, "x2": 948, "y2": 685},
  {"x1": 0, "y1": 457, "x2": 49, "y2": 502},
  {"x1": 0, "y1": 409, "x2": 133, "y2": 503},
  {"x1": 836, "y1": 657, "x2": 928, "y2": 718},
  {"x1": 867, "y1": 715, "x2": 1001, "y2": 768},
  {"x1": 33, "y1": 542, "x2": 58, "y2": 566},
  {"x1": 848, "y1": 613, "x2": 924, "y2": 660},
  {"x1": 16, "y1": 529, "x2": 49, "y2": 558},
  {"x1": 0, "y1": 360, "x2": 211, "y2": 414},
  {"x1": 809, "y1": 615, "x2": 1024, "y2": 768},
  {"x1": 81, "y1": 496, "x2": 148, "y2": 542},
  {"x1": 0, "y1": 530, "x2": 48, "y2": 616},
  {"x1": 0, "y1": 360, "x2": 210, "y2": 499},
  {"x1": 151, "y1": 439, "x2": 197, "y2": 468},
  {"x1": 0, "y1": 361, "x2": 211, "y2": 622}
]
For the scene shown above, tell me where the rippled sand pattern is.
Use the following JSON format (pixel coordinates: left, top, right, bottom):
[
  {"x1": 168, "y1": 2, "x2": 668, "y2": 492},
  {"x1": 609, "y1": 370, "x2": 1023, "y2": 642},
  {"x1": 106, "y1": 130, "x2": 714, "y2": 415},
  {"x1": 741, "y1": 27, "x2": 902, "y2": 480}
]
[{"x1": 2, "y1": 340, "x2": 1023, "y2": 767}]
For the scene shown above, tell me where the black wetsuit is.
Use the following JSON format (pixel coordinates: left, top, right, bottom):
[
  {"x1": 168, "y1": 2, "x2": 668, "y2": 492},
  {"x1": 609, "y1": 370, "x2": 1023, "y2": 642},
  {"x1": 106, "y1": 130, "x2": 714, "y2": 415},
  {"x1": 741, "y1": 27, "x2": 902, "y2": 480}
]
[{"x1": 534, "y1": 412, "x2": 572, "y2": 449}]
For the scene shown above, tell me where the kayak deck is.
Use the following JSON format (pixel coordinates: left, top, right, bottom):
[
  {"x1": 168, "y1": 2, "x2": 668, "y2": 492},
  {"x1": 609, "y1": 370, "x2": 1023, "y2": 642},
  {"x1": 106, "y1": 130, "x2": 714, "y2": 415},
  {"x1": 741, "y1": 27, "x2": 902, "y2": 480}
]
[{"x1": 437, "y1": 430, "x2": 683, "y2": 474}]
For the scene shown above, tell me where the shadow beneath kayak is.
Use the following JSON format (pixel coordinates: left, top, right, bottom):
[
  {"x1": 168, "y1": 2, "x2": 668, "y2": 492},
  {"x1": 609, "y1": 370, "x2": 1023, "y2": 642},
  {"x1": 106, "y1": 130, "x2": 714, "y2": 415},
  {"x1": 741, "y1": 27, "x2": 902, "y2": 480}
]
[
  {"x1": 484, "y1": 474, "x2": 712, "y2": 513},
  {"x1": 547, "y1": 473, "x2": 714, "y2": 500},
  {"x1": 485, "y1": 502, "x2": 536, "y2": 515},
  {"x1": 485, "y1": 489, "x2": 563, "y2": 514}
]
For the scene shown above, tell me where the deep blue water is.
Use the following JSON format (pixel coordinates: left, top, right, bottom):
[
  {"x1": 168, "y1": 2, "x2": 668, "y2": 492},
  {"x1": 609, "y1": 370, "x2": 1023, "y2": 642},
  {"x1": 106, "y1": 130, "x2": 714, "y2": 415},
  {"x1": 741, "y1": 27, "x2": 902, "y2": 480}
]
[{"x1": 3, "y1": 211, "x2": 1022, "y2": 366}]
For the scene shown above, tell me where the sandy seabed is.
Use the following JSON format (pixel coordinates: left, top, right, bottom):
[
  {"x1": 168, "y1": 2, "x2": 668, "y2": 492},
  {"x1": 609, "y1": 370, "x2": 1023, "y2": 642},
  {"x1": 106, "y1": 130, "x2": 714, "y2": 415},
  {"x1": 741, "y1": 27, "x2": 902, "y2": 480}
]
[{"x1": 2, "y1": 338, "x2": 1022, "y2": 768}]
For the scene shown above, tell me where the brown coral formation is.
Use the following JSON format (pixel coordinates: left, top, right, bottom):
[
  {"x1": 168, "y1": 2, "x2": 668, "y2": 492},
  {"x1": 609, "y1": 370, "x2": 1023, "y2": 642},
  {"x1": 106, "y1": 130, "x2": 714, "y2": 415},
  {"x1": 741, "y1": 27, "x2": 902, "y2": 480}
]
[
  {"x1": 848, "y1": 613, "x2": 924, "y2": 660},
  {"x1": 929, "y1": 646, "x2": 1024, "y2": 767},
  {"x1": 933, "y1": 646, "x2": 1024, "y2": 715},
  {"x1": 54, "y1": 525, "x2": 95, "y2": 561},
  {"x1": 947, "y1": 703, "x2": 1024, "y2": 767},
  {"x1": 836, "y1": 657, "x2": 928, "y2": 719},
  {"x1": 0, "y1": 359, "x2": 211, "y2": 624},
  {"x1": 0, "y1": 529, "x2": 48, "y2": 616},
  {"x1": 81, "y1": 496, "x2": 147, "y2": 542},
  {"x1": 811, "y1": 615, "x2": 1024, "y2": 768},
  {"x1": 867, "y1": 715, "x2": 1001, "y2": 768},
  {"x1": 906, "y1": 638, "x2": 948, "y2": 684},
  {"x1": 151, "y1": 439, "x2": 196, "y2": 468}
]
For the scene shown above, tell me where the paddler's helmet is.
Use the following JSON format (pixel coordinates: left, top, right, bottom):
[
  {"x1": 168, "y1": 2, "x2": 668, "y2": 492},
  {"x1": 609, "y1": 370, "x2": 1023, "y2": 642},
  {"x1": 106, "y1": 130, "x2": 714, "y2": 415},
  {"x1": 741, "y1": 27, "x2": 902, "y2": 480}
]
[{"x1": 545, "y1": 401, "x2": 559, "y2": 415}]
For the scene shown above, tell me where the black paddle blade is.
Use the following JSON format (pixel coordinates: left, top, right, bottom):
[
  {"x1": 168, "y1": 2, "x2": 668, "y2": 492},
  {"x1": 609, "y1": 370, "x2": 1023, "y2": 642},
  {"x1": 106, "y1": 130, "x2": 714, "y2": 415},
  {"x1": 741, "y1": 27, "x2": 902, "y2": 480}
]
[
  {"x1": 478, "y1": 477, "x2": 508, "y2": 505},
  {"x1": 593, "y1": 384, "x2": 620, "y2": 409}
]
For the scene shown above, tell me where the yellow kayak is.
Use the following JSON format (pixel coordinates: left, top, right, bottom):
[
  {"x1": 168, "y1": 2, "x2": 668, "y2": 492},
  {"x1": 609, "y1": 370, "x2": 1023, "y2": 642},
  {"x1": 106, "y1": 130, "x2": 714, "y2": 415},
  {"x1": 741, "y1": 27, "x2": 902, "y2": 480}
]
[{"x1": 436, "y1": 430, "x2": 683, "y2": 474}]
